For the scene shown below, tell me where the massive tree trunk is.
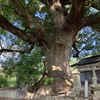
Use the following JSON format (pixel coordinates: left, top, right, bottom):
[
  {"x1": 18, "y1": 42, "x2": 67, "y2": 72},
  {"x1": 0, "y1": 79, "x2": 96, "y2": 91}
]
[
  {"x1": 36, "y1": 28, "x2": 78, "y2": 94},
  {"x1": 41, "y1": 2, "x2": 75, "y2": 94},
  {"x1": 44, "y1": 42, "x2": 72, "y2": 93}
]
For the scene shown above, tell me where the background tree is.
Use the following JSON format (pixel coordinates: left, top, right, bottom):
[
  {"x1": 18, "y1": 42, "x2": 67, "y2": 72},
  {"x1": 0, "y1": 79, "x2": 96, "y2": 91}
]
[
  {"x1": 0, "y1": 0, "x2": 100, "y2": 94},
  {"x1": 1, "y1": 45, "x2": 44, "y2": 91}
]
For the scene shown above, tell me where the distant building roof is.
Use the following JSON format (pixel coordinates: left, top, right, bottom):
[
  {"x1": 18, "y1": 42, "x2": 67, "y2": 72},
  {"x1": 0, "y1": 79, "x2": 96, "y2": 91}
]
[{"x1": 71, "y1": 55, "x2": 100, "y2": 67}]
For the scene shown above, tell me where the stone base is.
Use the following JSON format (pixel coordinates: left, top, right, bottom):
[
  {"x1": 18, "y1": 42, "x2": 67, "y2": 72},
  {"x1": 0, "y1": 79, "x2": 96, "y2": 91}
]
[
  {"x1": 90, "y1": 84, "x2": 100, "y2": 91},
  {"x1": 90, "y1": 84, "x2": 100, "y2": 87},
  {"x1": 70, "y1": 91, "x2": 80, "y2": 95},
  {"x1": 93, "y1": 91, "x2": 100, "y2": 99},
  {"x1": 70, "y1": 87, "x2": 84, "y2": 95}
]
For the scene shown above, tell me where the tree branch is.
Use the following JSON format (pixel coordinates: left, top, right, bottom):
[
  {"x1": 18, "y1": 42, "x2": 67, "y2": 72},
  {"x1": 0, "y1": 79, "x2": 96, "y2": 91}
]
[
  {"x1": 92, "y1": 1, "x2": 100, "y2": 10},
  {"x1": 39, "y1": 0, "x2": 72, "y2": 6},
  {"x1": 72, "y1": 42, "x2": 80, "y2": 57},
  {"x1": 10, "y1": 0, "x2": 42, "y2": 30},
  {"x1": 60, "y1": 0, "x2": 72, "y2": 6},
  {"x1": 91, "y1": 26, "x2": 100, "y2": 32},
  {"x1": 35, "y1": 16, "x2": 54, "y2": 26},
  {"x1": 85, "y1": 0, "x2": 93, "y2": 13},
  {"x1": 50, "y1": 0, "x2": 65, "y2": 30},
  {"x1": 0, "y1": 15, "x2": 51, "y2": 49},
  {"x1": 38, "y1": 0, "x2": 49, "y2": 5},
  {"x1": 27, "y1": 0, "x2": 33, "y2": 8},
  {"x1": 81, "y1": 12, "x2": 100, "y2": 27},
  {"x1": 70, "y1": 0, "x2": 85, "y2": 22},
  {"x1": 0, "y1": 15, "x2": 40, "y2": 44},
  {"x1": 0, "y1": 15, "x2": 27, "y2": 41},
  {"x1": 0, "y1": 44, "x2": 34, "y2": 54}
]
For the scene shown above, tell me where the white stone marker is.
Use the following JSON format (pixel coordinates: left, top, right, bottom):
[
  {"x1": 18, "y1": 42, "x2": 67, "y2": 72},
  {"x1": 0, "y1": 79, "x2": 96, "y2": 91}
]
[{"x1": 85, "y1": 80, "x2": 88, "y2": 98}]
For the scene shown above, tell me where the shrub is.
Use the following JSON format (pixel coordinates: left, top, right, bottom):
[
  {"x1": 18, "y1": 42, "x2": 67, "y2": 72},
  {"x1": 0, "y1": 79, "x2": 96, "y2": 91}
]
[
  {"x1": 43, "y1": 77, "x2": 55, "y2": 85},
  {"x1": 0, "y1": 75, "x2": 9, "y2": 87}
]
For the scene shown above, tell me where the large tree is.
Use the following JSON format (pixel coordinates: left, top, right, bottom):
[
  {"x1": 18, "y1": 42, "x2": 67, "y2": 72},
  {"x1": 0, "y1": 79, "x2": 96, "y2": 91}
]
[{"x1": 0, "y1": 0, "x2": 100, "y2": 94}]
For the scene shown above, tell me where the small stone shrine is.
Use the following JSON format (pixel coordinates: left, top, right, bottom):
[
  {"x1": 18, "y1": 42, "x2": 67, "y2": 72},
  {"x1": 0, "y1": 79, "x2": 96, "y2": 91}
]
[{"x1": 71, "y1": 55, "x2": 100, "y2": 99}]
